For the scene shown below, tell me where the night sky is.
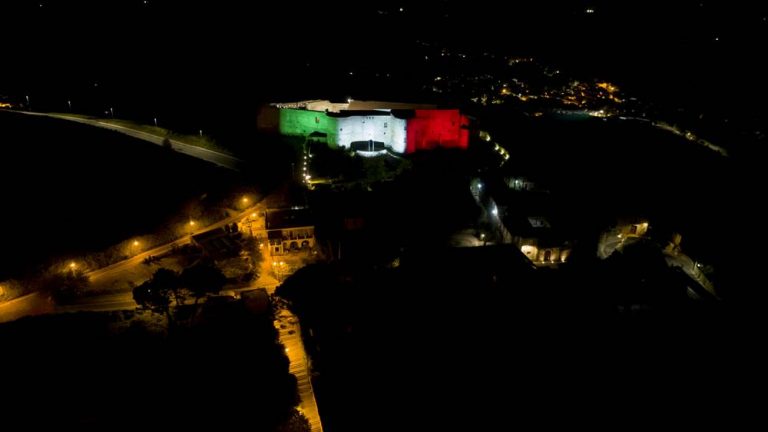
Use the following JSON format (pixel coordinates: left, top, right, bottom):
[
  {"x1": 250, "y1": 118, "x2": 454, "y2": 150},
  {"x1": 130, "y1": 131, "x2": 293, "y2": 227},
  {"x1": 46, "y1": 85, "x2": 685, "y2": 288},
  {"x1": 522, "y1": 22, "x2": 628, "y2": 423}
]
[{"x1": 2, "y1": 1, "x2": 767, "y2": 126}]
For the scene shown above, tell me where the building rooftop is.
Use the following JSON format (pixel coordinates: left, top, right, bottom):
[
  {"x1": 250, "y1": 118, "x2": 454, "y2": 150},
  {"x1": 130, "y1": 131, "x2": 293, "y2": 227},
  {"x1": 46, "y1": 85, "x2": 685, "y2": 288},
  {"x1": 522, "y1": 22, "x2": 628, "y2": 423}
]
[
  {"x1": 271, "y1": 100, "x2": 439, "y2": 113},
  {"x1": 265, "y1": 208, "x2": 314, "y2": 230},
  {"x1": 191, "y1": 227, "x2": 240, "y2": 258}
]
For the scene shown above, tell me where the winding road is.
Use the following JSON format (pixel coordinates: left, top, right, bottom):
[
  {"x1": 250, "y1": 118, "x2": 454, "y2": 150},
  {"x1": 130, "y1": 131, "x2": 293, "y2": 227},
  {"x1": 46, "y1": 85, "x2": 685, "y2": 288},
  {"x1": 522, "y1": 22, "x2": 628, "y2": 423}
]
[{"x1": 15, "y1": 111, "x2": 246, "y2": 171}]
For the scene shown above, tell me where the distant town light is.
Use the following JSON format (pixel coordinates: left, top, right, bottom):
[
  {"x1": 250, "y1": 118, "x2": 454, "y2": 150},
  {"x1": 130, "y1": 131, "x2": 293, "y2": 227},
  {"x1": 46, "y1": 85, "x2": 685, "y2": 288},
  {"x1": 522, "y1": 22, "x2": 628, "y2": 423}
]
[{"x1": 133, "y1": 240, "x2": 140, "y2": 246}]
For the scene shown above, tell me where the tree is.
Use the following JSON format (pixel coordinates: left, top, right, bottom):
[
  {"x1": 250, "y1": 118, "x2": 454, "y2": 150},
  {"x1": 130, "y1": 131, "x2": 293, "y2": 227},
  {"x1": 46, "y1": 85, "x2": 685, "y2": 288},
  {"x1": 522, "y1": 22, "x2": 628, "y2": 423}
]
[
  {"x1": 181, "y1": 262, "x2": 227, "y2": 303},
  {"x1": 274, "y1": 409, "x2": 311, "y2": 432},
  {"x1": 37, "y1": 270, "x2": 90, "y2": 304},
  {"x1": 152, "y1": 267, "x2": 184, "y2": 306},
  {"x1": 132, "y1": 279, "x2": 170, "y2": 311},
  {"x1": 132, "y1": 268, "x2": 181, "y2": 326}
]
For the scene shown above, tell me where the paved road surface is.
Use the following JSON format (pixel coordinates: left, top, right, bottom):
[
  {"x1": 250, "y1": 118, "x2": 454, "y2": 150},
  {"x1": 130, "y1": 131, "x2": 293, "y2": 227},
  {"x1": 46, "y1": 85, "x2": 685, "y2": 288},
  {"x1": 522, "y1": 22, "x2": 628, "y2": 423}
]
[
  {"x1": 15, "y1": 111, "x2": 245, "y2": 171},
  {"x1": 0, "y1": 292, "x2": 53, "y2": 323},
  {"x1": 89, "y1": 205, "x2": 261, "y2": 284},
  {"x1": 55, "y1": 292, "x2": 136, "y2": 313},
  {"x1": 0, "y1": 205, "x2": 264, "y2": 323}
]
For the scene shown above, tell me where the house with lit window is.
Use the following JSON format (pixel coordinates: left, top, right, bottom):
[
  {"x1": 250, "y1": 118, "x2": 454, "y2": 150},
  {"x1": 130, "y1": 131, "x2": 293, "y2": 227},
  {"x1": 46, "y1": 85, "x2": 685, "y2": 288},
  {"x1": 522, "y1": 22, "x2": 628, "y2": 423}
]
[
  {"x1": 488, "y1": 180, "x2": 573, "y2": 266},
  {"x1": 265, "y1": 208, "x2": 315, "y2": 256},
  {"x1": 504, "y1": 215, "x2": 572, "y2": 265}
]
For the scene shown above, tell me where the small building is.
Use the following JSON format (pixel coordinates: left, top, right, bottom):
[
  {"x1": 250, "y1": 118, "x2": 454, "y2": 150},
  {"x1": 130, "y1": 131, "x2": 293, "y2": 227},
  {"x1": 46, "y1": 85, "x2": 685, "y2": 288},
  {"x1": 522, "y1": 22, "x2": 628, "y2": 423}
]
[
  {"x1": 504, "y1": 176, "x2": 537, "y2": 192},
  {"x1": 265, "y1": 208, "x2": 315, "y2": 255},
  {"x1": 509, "y1": 216, "x2": 573, "y2": 265},
  {"x1": 616, "y1": 217, "x2": 650, "y2": 238},
  {"x1": 488, "y1": 184, "x2": 572, "y2": 265}
]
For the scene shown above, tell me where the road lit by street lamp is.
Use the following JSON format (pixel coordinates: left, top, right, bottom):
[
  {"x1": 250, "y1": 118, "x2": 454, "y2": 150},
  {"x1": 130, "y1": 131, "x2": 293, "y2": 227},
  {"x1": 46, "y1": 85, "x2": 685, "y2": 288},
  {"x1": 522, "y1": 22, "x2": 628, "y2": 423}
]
[{"x1": 272, "y1": 260, "x2": 287, "y2": 282}]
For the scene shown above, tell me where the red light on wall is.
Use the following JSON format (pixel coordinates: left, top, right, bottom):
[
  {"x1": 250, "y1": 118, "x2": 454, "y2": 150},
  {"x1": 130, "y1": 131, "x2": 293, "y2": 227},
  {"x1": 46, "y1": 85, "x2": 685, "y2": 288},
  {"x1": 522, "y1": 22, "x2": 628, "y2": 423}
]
[{"x1": 406, "y1": 110, "x2": 469, "y2": 153}]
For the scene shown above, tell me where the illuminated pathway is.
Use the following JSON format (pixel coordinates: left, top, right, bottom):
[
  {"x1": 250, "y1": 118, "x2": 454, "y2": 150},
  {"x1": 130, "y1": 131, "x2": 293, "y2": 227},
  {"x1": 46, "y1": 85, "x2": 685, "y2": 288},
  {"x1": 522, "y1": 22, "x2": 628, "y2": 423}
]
[
  {"x1": 88, "y1": 205, "x2": 263, "y2": 285},
  {"x1": 276, "y1": 308, "x2": 324, "y2": 432},
  {"x1": 0, "y1": 205, "x2": 264, "y2": 323}
]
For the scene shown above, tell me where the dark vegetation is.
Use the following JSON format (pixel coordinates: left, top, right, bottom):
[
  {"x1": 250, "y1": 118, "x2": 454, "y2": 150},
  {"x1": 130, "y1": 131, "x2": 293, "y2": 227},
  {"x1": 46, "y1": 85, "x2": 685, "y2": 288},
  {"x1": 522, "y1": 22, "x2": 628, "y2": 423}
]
[
  {"x1": 0, "y1": 304, "x2": 302, "y2": 429},
  {"x1": 0, "y1": 111, "x2": 240, "y2": 280},
  {"x1": 277, "y1": 247, "x2": 755, "y2": 432}
]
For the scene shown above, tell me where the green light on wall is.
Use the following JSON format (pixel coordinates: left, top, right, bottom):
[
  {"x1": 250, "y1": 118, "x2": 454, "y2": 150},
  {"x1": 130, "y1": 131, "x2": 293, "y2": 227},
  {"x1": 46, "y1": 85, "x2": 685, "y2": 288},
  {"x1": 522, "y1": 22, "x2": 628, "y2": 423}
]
[{"x1": 279, "y1": 109, "x2": 339, "y2": 147}]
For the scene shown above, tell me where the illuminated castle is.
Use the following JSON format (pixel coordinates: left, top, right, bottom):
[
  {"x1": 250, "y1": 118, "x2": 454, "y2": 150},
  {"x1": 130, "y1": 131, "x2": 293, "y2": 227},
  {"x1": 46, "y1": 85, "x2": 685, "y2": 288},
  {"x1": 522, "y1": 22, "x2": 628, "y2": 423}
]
[{"x1": 257, "y1": 100, "x2": 470, "y2": 154}]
